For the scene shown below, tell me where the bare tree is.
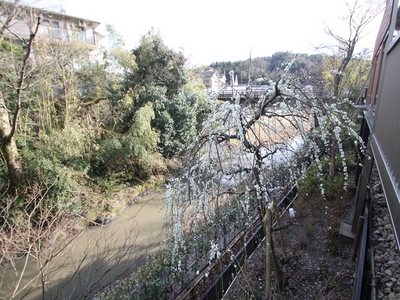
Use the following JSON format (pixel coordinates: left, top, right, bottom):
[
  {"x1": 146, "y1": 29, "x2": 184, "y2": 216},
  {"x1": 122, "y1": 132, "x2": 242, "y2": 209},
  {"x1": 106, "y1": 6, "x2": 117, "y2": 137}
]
[
  {"x1": 164, "y1": 62, "x2": 363, "y2": 298},
  {"x1": 322, "y1": 0, "x2": 385, "y2": 98},
  {"x1": 316, "y1": 0, "x2": 384, "y2": 176},
  {"x1": 0, "y1": 1, "x2": 41, "y2": 189},
  {"x1": 0, "y1": 0, "x2": 93, "y2": 188}
]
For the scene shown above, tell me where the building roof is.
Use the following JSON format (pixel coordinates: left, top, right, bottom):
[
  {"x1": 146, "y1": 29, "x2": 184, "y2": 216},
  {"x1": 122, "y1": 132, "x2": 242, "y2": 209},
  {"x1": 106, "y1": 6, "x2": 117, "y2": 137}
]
[
  {"x1": 201, "y1": 69, "x2": 218, "y2": 77},
  {"x1": 1, "y1": 1, "x2": 105, "y2": 43},
  {"x1": 2, "y1": 1, "x2": 101, "y2": 29}
]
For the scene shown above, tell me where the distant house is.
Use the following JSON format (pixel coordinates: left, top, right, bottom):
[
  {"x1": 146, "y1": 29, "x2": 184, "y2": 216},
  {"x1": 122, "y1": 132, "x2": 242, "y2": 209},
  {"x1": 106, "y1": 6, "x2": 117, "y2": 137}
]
[
  {"x1": 200, "y1": 69, "x2": 227, "y2": 92},
  {"x1": 0, "y1": 2, "x2": 104, "y2": 55},
  {"x1": 1, "y1": 2, "x2": 105, "y2": 98}
]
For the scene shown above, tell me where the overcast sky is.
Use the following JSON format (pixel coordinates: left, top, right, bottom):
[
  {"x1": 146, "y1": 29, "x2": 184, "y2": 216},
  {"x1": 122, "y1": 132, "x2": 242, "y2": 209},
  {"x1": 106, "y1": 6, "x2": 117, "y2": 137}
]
[{"x1": 32, "y1": 0, "x2": 384, "y2": 66}]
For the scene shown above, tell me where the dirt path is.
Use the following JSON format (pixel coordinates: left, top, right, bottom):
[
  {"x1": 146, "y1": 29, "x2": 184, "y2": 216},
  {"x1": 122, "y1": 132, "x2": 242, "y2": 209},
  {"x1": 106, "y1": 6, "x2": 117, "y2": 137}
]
[{"x1": 224, "y1": 192, "x2": 355, "y2": 299}]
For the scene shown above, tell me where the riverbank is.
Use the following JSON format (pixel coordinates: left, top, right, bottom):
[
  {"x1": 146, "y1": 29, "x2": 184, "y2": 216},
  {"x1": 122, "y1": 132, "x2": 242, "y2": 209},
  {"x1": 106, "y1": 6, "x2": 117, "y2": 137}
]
[{"x1": 0, "y1": 179, "x2": 168, "y2": 300}]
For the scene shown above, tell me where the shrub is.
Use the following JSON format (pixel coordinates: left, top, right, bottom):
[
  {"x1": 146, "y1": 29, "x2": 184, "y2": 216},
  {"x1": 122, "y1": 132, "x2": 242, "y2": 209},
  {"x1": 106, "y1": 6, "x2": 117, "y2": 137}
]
[{"x1": 298, "y1": 158, "x2": 349, "y2": 201}]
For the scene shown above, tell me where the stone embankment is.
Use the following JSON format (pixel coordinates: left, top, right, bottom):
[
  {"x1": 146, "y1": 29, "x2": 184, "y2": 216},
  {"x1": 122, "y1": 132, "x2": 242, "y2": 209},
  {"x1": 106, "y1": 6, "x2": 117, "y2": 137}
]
[{"x1": 371, "y1": 175, "x2": 400, "y2": 300}]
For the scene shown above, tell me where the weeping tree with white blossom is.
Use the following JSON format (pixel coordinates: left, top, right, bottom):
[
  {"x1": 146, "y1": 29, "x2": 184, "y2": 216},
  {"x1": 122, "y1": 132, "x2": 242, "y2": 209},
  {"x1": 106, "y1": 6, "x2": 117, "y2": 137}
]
[{"x1": 163, "y1": 59, "x2": 364, "y2": 298}]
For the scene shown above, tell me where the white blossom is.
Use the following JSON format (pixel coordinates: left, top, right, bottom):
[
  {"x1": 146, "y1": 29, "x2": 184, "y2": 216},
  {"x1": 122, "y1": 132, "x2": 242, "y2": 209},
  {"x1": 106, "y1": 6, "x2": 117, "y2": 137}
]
[{"x1": 163, "y1": 59, "x2": 365, "y2": 282}]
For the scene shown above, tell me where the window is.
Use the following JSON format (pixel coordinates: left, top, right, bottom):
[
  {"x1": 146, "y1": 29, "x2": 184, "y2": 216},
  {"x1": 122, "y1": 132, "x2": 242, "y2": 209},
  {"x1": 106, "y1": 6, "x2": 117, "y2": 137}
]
[
  {"x1": 388, "y1": 4, "x2": 400, "y2": 52},
  {"x1": 51, "y1": 21, "x2": 59, "y2": 39},
  {"x1": 78, "y1": 27, "x2": 86, "y2": 43},
  {"x1": 86, "y1": 29, "x2": 95, "y2": 44},
  {"x1": 39, "y1": 20, "x2": 50, "y2": 35},
  {"x1": 394, "y1": 4, "x2": 400, "y2": 39}
]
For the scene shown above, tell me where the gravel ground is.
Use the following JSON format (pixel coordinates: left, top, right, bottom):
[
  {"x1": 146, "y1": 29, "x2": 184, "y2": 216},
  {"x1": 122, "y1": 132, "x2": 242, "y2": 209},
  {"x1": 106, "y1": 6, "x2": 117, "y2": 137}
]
[{"x1": 371, "y1": 171, "x2": 400, "y2": 300}]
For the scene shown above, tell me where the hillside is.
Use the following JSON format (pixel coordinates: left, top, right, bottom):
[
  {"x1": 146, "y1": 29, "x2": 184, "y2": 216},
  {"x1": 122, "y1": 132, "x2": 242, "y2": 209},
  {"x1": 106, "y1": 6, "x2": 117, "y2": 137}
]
[
  {"x1": 210, "y1": 52, "x2": 323, "y2": 85},
  {"x1": 208, "y1": 51, "x2": 371, "y2": 101}
]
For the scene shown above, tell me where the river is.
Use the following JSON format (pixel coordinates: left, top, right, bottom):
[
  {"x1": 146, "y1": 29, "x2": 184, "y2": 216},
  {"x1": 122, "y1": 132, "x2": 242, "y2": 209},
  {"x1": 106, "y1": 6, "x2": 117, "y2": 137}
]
[{"x1": 0, "y1": 186, "x2": 166, "y2": 300}]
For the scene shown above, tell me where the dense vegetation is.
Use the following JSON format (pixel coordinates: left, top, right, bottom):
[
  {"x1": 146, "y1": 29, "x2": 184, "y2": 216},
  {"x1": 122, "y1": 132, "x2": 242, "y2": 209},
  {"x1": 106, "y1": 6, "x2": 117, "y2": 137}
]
[{"x1": 0, "y1": 26, "x2": 210, "y2": 223}]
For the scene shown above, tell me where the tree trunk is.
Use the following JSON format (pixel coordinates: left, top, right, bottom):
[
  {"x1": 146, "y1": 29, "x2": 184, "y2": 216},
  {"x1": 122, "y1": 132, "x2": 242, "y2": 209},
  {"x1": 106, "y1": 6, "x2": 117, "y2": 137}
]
[
  {"x1": 273, "y1": 197, "x2": 287, "y2": 263},
  {"x1": 334, "y1": 74, "x2": 341, "y2": 99},
  {"x1": 270, "y1": 234, "x2": 285, "y2": 292},
  {"x1": 263, "y1": 208, "x2": 271, "y2": 300},
  {"x1": 263, "y1": 207, "x2": 285, "y2": 298},
  {"x1": 0, "y1": 90, "x2": 23, "y2": 188}
]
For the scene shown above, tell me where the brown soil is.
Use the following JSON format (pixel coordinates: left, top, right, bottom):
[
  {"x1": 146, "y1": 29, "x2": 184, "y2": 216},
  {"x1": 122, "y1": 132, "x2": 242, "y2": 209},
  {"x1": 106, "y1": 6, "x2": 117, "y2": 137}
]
[{"x1": 224, "y1": 192, "x2": 355, "y2": 300}]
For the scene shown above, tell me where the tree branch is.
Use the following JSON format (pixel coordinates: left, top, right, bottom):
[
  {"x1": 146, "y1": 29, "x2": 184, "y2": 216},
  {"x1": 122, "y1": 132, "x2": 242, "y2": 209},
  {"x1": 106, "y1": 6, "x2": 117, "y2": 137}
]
[
  {"x1": 9, "y1": 16, "x2": 41, "y2": 140},
  {"x1": 0, "y1": 0, "x2": 22, "y2": 42}
]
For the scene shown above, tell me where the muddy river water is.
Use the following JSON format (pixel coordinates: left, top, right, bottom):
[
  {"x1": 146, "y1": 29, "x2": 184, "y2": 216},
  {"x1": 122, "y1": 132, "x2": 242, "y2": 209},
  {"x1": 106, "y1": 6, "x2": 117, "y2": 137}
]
[{"x1": 1, "y1": 186, "x2": 166, "y2": 300}]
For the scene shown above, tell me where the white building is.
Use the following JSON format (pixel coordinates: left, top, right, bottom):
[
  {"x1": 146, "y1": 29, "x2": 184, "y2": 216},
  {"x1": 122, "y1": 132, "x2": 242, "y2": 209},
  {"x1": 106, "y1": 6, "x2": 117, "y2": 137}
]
[
  {"x1": 0, "y1": 2, "x2": 104, "y2": 58},
  {"x1": 200, "y1": 69, "x2": 227, "y2": 92}
]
